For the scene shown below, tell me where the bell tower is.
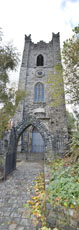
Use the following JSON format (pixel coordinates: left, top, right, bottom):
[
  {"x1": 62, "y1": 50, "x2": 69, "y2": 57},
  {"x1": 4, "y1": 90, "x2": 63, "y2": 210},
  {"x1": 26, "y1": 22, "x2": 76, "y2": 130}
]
[{"x1": 14, "y1": 33, "x2": 68, "y2": 159}]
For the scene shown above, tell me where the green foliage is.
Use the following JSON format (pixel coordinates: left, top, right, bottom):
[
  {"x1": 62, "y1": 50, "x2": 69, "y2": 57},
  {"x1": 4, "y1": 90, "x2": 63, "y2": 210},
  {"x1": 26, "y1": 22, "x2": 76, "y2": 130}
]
[
  {"x1": 0, "y1": 30, "x2": 25, "y2": 138},
  {"x1": 70, "y1": 131, "x2": 79, "y2": 150},
  {"x1": 72, "y1": 25, "x2": 79, "y2": 35},
  {"x1": 0, "y1": 32, "x2": 19, "y2": 105},
  {"x1": 62, "y1": 25, "x2": 79, "y2": 105},
  {"x1": 69, "y1": 131, "x2": 79, "y2": 160},
  {"x1": 66, "y1": 110, "x2": 75, "y2": 137},
  {"x1": 73, "y1": 109, "x2": 79, "y2": 131},
  {"x1": 0, "y1": 89, "x2": 26, "y2": 138},
  {"x1": 39, "y1": 227, "x2": 51, "y2": 230},
  {"x1": 47, "y1": 158, "x2": 79, "y2": 209},
  {"x1": 47, "y1": 64, "x2": 64, "y2": 107}
]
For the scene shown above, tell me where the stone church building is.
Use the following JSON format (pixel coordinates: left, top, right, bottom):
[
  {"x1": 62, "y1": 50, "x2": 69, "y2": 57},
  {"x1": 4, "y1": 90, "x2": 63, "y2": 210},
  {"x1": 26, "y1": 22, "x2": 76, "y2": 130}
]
[{"x1": 14, "y1": 32, "x2": 68, "y2": 160}]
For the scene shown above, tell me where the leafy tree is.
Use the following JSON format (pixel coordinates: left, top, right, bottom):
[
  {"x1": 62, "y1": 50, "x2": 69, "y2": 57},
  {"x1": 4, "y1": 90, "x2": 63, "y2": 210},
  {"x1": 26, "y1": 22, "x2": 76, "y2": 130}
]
[
  {"x1": 73, "y1": 109, "x2": 79, "y2": 131},
  {"x1": 66, "y1": 110, "x2": 75, "y2": 138},
  {"x1": 62, "y1": 26, "x2": 79, "y2": 106},
  {"x1": 0, "y1": 30, "x2": 25, "y2": 138},
  {"x1": 69, "y1": 131, "x2": 79, "y2": 161},
  {"x1": 47, "y1": 63, "x2": 64, "y2": 107}
]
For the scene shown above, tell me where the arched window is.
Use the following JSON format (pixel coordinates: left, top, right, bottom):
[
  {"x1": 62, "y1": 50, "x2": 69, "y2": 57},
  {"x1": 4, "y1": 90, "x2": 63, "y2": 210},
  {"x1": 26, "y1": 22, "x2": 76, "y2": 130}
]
[
  {"x1": 37, "y1": 54, "x2": 44, "y2": 66},
  {"x1": 34, "y1": 83, "x2": 44, "y2": 102}
]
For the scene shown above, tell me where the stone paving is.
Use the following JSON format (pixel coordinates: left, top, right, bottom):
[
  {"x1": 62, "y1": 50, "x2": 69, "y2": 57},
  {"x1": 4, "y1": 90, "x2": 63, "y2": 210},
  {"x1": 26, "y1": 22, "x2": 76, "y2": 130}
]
[{"x1": 0, "y1": 161, "x2": 44, "y2": 230}]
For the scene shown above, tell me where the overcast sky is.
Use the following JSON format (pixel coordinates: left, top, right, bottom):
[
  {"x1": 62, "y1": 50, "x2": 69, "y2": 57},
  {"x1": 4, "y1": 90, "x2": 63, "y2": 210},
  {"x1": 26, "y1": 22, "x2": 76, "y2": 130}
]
[{"x1": 0, "y1": 0, "x2": 79, "y2": 84}]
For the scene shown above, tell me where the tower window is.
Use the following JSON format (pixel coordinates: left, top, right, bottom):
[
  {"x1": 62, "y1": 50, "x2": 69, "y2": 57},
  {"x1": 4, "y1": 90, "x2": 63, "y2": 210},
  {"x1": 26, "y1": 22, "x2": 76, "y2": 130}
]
[
  {"x1": 37, "y1": 54, "x2": 44, "y2": 66},
  {"x1": 34, "y1": 83, "x2": 44, "y2": 102}
]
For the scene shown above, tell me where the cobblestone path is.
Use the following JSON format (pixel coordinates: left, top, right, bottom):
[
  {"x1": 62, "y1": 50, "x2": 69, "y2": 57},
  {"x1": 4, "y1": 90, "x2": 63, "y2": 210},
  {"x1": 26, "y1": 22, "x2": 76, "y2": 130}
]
[{"x1": 0, "y1": 161, "x2": 44, "y2": 230}]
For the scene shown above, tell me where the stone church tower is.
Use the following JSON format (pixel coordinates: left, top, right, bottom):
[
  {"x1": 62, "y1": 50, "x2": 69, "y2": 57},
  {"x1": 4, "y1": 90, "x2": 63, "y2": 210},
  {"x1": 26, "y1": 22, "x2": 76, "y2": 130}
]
[{"x1": 14, "y1": 33, "x2": 68, "y2": 160}]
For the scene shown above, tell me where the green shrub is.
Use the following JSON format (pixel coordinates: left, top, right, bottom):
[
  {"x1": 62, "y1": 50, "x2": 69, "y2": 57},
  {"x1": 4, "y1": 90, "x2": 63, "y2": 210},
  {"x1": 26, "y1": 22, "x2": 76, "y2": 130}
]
[
  {"x1": 47, "y1": 159, "x2": 79, "y2": 208},
  {"x1": 69, "y1": 131, "x2": 79, "y2": 161}
]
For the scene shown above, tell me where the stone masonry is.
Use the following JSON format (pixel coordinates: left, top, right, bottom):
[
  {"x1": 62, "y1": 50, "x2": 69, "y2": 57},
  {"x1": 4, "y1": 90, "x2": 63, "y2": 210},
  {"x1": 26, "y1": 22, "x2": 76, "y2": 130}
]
[{"x1": 14, "y1": 33, "x2": 68, "y2": 159}]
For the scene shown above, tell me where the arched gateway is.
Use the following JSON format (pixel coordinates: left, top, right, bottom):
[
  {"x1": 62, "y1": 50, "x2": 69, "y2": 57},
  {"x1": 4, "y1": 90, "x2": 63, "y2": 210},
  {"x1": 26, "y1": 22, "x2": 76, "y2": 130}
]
[
  {"x1": 6, "y1": 115, "x2": 53, "y2": 176},
  {"x1": 16, "y1": 115, "x2": 53, "y2": 156},
  {"x1": 16, "y1": 115, "x2": 53, "y2": 155}
]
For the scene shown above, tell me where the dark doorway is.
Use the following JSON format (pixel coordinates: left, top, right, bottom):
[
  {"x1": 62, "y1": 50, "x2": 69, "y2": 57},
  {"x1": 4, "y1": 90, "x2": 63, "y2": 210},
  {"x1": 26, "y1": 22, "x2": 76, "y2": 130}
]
[{"x1": 32, "y1": 127, "x2": 45, "y2": 152}]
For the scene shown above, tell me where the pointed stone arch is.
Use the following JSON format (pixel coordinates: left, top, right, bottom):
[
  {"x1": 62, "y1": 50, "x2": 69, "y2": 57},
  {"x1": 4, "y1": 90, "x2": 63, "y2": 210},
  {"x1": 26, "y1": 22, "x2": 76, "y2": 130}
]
[
  {"x1": 8, "y1": 114, "x2": 53, "y2": 158},
  {"x1": 5, "y1": 115, "x2": 54, "y2": 177},
  {"x1": 16, "y1": 115, "x2": 53, "y2": 152}
]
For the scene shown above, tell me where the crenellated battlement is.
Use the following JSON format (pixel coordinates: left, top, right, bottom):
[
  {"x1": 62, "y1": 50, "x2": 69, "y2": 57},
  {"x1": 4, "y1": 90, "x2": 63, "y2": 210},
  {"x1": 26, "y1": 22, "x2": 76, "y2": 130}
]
[{"x1": 24, "y1": 32, "x2": 60, "y2": 45}]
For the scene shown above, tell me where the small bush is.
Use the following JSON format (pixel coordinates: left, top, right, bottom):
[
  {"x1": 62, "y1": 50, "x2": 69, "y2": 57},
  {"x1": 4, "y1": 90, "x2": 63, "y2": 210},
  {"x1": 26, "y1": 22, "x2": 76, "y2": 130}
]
[{"x1": 47, "y1": 159, "x2": 79, "y2": 208}]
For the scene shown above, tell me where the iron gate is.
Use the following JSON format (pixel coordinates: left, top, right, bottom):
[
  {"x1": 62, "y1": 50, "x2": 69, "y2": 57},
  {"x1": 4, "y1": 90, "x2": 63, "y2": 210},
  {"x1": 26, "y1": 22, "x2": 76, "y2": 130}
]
[
  {"x1": 5, "y1": 128, "x2": 16, "y2": 178},
  {"x1": 53, "y1": 135, "x2": 65, "y2": 153}
]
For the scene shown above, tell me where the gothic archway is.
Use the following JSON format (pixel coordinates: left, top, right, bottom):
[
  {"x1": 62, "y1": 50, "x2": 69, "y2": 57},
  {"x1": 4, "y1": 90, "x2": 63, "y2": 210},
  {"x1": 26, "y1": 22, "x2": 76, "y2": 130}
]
[
  {"x1": 15, "y1": 115, "x2": 52, "y2": 149},
  {"x1": 7, "y1": 114, "x2": 53, "y2": 176}
]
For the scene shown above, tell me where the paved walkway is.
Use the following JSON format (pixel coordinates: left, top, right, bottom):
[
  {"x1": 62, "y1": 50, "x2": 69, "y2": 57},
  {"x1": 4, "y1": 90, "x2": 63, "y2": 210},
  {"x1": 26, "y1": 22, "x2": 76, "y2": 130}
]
[{"x1": 0, "y1": 161, "x2": 44, "y2": 230}]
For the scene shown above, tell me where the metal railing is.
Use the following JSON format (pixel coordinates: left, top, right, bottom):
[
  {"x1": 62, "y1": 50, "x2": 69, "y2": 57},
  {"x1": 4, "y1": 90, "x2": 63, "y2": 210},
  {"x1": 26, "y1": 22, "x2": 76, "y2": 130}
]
[
  {"x1": 53, "y1": 136, "x2": 65, "y2": 153},
  {"x1": 5, "y1": 152, "x2": 16, "y2": 177},
  {"x1": 4, "y1": 128, "x2": 16, "y2": 178}
]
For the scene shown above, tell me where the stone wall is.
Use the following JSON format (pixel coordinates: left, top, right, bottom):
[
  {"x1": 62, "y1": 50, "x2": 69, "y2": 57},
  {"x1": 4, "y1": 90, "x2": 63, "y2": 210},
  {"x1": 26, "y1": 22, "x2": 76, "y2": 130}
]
[{"x1": 46, "y1": 203, "x2": 79, "y2": 230}]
